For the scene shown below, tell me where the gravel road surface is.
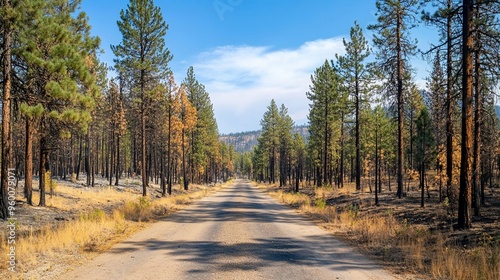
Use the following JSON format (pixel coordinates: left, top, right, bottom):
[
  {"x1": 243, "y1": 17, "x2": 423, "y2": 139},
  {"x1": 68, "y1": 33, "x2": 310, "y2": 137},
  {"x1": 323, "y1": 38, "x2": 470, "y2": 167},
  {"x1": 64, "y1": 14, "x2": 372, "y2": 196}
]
[{"x1": 59, "y1": 180, "x2": 397, "y2": 280}]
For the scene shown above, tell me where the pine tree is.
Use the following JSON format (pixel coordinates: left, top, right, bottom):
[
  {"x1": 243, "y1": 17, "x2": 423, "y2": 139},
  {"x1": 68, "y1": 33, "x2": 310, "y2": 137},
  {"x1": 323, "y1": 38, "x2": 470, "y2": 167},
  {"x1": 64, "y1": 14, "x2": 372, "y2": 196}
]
[
  {"x1": 112, "y1": 0, "x2": 173, "y2": 196},
  {"x1": 17, "y1": 0, "x2": 100, "y2": 206},
  {"x1": 368, "y1": 0, "x2": 419, "y2": 198},
  {"x1": 307, "y1": 60, "x2": 341, "y2": 187},
  {"x1": 278, "y1": 104, "x2": 294, "y2": 187},
  {"x1": 183, "y1": 66, "x2": 219, "y2": 184},
  {"x1": 164, "y1": 75, "x2": 178, "y2": 195},
  {"x1": 414, "y1": 106, "x2": 435, "y2": 208},
  {"x1": 172, "y1": 85, "x2": 197, "y2": 190},
  {"x1": 291, "y1": 133, "x2": 306, "y2": 193},
  {"x1": 364, "y1": 105, "x2": 393, "y2": 205},
  {"x1": 471, "y1": 1, "x2": 500, "y2": 217},
  {"x1": 406, "y1": 85, "x2": 424, "y2": 172},
  {"x1": 106, "y1": 79, "x2": 127, "y2": 186},
  {"x1": 259, "y1": 100, "x2": 280, "y2": 184},
  {"x1": 336, "y1": 21, "x2": 372, "y2": 191},
  {"x1": 427, "y1": 51, "x2": 446, "y2": 202},
  {"x1": 422, "y1": 0, "x2": 461, "y2": 205}
]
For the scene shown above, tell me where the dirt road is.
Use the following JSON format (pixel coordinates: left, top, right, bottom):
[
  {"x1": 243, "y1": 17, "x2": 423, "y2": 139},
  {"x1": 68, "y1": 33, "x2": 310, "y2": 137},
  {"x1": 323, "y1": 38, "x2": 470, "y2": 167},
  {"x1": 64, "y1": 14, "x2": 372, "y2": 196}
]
[{"x1": 60, "y1": 180, "x2": 397, "y2": 279}]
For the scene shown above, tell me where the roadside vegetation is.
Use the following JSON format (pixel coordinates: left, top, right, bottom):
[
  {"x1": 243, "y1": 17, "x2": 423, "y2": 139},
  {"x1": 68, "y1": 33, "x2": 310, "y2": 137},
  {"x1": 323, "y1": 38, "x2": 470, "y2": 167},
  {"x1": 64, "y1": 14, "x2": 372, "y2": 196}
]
[
  {"x1": 257, "y1": 181, "x2": 500, "y2": 280},
  {"x1": 0, "y1": 178, "x2": 230, "y2": 279}
]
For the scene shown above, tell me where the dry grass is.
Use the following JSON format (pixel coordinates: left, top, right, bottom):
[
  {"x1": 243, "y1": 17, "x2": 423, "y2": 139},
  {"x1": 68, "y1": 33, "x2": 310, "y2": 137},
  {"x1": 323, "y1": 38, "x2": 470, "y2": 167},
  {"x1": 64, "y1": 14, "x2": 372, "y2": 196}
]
[
  {"x1": 29, "y1": 183, "x2": 136, "y2": 211},
  {"x1": 0, "y1": 209, "x2": 139, "y2": 278},
  {"x1": 259, "y1": 183, "x2": 500, "y2": 280},
  {"x1": 0, "y1": 180, "x2": 230, "y2": 279}
]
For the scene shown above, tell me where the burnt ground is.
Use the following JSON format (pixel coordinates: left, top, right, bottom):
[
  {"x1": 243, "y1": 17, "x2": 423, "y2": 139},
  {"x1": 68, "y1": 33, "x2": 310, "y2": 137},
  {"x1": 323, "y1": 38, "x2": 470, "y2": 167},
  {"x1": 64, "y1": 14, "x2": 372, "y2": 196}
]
[
  {"x1": 0, "y1": 176, "x2": 212, "y2": 239},
  {"x1": 296, "y1": 180, "x2": 500, "y2": 247},
  {"x1": 266, "y1": 179, "x2": 500, "y2": 278}
]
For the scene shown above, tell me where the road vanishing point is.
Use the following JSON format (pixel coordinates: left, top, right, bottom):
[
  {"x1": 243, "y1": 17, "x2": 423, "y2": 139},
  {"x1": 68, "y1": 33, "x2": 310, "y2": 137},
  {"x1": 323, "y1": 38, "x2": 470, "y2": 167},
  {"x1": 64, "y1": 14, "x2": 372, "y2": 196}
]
[{"x1": 60, "y1": 180, "x2": 397, "y2": 280}]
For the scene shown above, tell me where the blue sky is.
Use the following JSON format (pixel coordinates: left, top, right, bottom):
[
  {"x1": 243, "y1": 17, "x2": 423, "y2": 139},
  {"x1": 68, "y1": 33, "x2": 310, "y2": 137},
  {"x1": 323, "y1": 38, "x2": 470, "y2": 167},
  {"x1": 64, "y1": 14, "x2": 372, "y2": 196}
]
[{"x1": 80, "y1": 0, "x2": 437, "y2": 134}]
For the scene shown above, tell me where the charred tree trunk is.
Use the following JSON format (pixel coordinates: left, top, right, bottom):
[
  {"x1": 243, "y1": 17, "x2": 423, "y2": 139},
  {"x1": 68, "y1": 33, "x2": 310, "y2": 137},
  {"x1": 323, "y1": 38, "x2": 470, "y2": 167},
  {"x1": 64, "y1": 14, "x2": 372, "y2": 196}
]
[
  {"x1": 76, "y1": 136, "x2": 83, "y2": 180},
  {"x1": 339, "y1": 112, "x2": 345, "y2": 188},
  {"x1": 25, "y1": 119, "x2": 33, "y2": 205},
  {"x1": 458, "y1": 0, "x2": 474, "y2": 230},
  {"x1": 39, "y1": 137, "x2": 48, "y2": 207},
  {"x1": 182, "y1": 129, "x2": 188, "y2": 191},
  {"x1": 446, "y1": 0, "x2": 454, "y2": 205},
  {"x1": 167, "y1": 102, "x2": 172, "y2": 195},
  {"x1": 396, "y1": 8, "x2": 405, "y2": 199},
  {"x1": 355, "y1": 74, "x2": 361, "y2": 190},
  {"x1": 472, "y1": 38, "x2": 481, "y2": 217},
  {"x1": 115, "y1": 134, "x2": 120, "y2": 186},
  {"x1": 86, "y1": 128, "x2": 91, "y2": 187},
  {"x1": 161, "y1": 150, "x2": 166, "y2": 196}
]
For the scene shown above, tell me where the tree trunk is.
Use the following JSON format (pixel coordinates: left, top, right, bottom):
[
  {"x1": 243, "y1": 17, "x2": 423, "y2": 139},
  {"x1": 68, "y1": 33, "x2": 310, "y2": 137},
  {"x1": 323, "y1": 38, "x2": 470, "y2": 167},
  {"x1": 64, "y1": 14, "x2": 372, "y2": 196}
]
[
  {"x1": 182, "y1": 129, "x2": 188, "y2": 191},
  {"x1": 141, "y1": 68, "x2": 147, "y2": 196},
  {"x1": 86, "y1": 127, "x2": 91, "y2": 187},
  {"x1": 95, "y1": 134, "x2": 99, "y2": 179},
  {"x1": 421, "y1": 162, "x2": 425, "y2": 208},
  {"x1": 70, "y1": 135, "x2": 75, "y2": 178},
  {"x1": 446, "y1": 0, "x2": 454, "y2": 206},
  {"x1": 323, "y1": 93, "x2": 329, "y2": 187},
  {"x1": 355, "y1": 72, "x2": 361, "y2": 190},
  {"x1": 295, "y1": 165, "x2": 300, "y2": 193},
  {"x1": 161, "y1": 150, "x2": 166, "y2": 196},
  {"x1": 396, "y1": 8, "x2": 404, "y2": 199},
  {"x1": 110, "y1": 130, "x2": 114, "y2": 186},
  {"x1": 39, "y1": 137, "x2": 48, "y2": 207},
  {"x1": 339, "y1": 112, "x2": 345, "y2": 188},
  {"x1": 421, "y1": 138, "x2": 426, "y2": 208},
  {"x1": 115, "y1": 134, "x2": 120, "y2": 186},
  {"x1": 76, "y1": 136, "x2": 82, "y2": 180},
  {"x1": 167, "y1": 102, "x2": 172, "y2": 195},
  {"x1": 132, "y1": 131, "x2": 137, "y2": 175},
  {"x1": 101, "y1": 128, "x2": 105, "y2": 177},
  {"x1": 25, "y1": 119, "x2": 33, "y2": 205},
  {"x1": 472, "y1": 35, "x2": 481, "y2": 217},
  {"x1": 457, "y1": 0, "x2": 474, "y2": 230},
  {"x1": 375, "y1": 125, "x2": 379, "y2": 206},
  {"x1": 0, "y1": 0, "x2": 13, "y2": 218}
]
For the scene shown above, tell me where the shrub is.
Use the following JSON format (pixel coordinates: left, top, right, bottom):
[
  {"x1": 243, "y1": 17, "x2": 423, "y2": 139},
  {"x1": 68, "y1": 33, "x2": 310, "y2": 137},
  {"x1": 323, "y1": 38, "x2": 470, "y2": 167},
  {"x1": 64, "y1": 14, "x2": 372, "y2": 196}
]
[
  {"x1": 120, "y1": 196, "x2": 153, "y2": 222},
  {"x1": 314, "y1": 197, "x2": 326, "y2": 209}
]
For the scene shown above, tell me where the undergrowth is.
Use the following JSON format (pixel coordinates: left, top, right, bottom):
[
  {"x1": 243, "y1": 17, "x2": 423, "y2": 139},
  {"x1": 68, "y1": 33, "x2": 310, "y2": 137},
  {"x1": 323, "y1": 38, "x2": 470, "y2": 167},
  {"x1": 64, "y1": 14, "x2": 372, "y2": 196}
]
[
  {"x1": 263, "y1": 184, "x2": 500, "y2": 280},
  {"x1": 0, "y1": 181, "x2": 228, "y2": 278}
]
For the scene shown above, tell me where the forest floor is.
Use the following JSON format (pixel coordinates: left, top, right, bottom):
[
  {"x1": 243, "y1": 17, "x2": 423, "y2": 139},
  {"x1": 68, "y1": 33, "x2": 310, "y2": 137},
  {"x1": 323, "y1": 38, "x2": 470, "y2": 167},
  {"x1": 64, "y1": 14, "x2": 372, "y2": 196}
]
[
  {"x1": 0, "y1": 175, "x2": 228, "y2": 279},
  {"x1": 257, "y1": 179, "x2": 500, "y2": 280}
]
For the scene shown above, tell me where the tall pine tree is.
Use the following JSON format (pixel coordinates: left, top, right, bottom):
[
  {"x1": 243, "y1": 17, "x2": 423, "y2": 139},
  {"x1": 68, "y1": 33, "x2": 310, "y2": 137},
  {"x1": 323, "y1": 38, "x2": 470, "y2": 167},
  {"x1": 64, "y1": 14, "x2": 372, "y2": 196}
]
[
  {"x1": 112, "y1": 0, "x2": 172, "y2": 196},
  {"x1": 183, "y1": 66, "x2": 219, "y2": 184},
  {"x1": 336, "y1": 21, "x2": 372, "y2": 191},
  {"x1": 368, "y1": 0, "x2": 419, "y2": 198},
  {"x1": 307, "y1": 60, "x2": 341, "y2": 187}
]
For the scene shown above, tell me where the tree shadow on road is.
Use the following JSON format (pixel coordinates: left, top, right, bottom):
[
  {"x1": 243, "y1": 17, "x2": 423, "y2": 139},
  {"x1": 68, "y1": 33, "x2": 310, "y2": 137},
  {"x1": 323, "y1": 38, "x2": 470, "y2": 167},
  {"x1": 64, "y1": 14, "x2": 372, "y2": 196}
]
[{"x1": 108, "y1": 235, "x2": 385, "y2": 275}]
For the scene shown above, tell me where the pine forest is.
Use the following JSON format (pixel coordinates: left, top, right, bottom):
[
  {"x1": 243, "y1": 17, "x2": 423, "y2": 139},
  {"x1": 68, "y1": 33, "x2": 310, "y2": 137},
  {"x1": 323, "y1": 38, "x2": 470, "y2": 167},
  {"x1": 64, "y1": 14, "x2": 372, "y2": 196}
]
[{"x1": 1, "y1": 0, "x2": 500, "y2": 279}]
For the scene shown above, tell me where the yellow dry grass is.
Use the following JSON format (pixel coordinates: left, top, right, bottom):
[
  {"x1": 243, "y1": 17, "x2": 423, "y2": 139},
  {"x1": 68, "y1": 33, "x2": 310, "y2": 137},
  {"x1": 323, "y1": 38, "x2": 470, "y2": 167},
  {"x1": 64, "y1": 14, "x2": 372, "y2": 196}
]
[
  {"x1": 0, "y1": 209, "x2": 139, "y2": 277},
  {"x1": 30, "y1": 183, "x2": 136, "y2": 211},
  {"x1": 0, "y1": 180, "x2": 230, "y2": 279},
  {"x1": 261, "y1": 183, "x2": 500, "y2": 280}
]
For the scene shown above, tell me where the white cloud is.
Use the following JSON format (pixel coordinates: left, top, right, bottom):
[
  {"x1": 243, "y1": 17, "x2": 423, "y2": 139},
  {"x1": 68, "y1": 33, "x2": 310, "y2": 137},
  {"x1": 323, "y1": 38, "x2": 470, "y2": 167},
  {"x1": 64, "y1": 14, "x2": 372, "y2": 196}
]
[{"x1": 191, "y1": 37, "x2": 346, "y2": 134}]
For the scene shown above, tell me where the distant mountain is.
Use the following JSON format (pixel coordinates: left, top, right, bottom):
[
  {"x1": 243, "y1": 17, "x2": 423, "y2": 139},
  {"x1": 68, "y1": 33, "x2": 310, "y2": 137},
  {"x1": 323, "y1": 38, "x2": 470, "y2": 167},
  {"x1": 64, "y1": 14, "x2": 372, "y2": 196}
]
[
  {"x1": 495, "y1": 105, "x2": 500, "y2": 121},
  {"x1": 219, "y1": 125, "x2": 309, "y2": 153}
]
